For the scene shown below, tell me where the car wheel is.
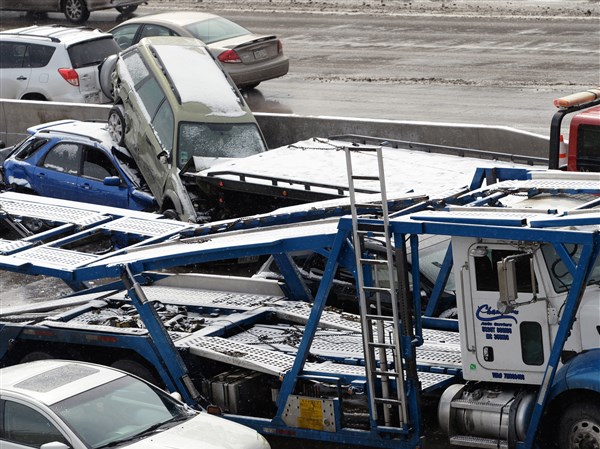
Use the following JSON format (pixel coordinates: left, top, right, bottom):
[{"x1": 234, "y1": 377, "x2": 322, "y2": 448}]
[
  {"x1": 116, "y1": 5, "x2": 138, "y2": 14},
  {"x1": 99, "y1": 54, "x2": 118, "y2": 101},
  {"x1": 108, "y1": 105, "x2": 126, "y2": 146},
  {"x1": 558, "y1": 401, "x2": 600, "y2": 449},
  {"x1": 162, "y1": 209, "x2": 180, "y2": 220},
  {"x1": 63, "y1": 0, "x2": 90, "y2": 24}
]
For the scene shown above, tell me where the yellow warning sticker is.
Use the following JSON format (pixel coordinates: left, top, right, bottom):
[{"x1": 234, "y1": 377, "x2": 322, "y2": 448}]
[{"x1": 297, "y1": 398, "x2": 324, "y2": 430}]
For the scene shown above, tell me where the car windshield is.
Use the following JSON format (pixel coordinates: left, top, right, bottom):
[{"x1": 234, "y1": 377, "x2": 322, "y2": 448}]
[
  {"x1": 184, "y1": 17, "x2": 250, "y2": 44},
  {"x1": 541, "y1": 243, "x2": 600, "y2": 293},
  {"x1": 51, "y1": 376, "x2": 195, "y2": 449},
  {"x1": 68, "y1": 37, "x2": 120, "y2": 68},
  {"x1": 177, "y1": 121, "x2": 266, "y2": 168}
]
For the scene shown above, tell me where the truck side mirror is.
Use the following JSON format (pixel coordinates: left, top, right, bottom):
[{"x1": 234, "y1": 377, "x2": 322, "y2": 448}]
[{"x1": 497, "y1": 258, "x2": 518, "y2": 313}]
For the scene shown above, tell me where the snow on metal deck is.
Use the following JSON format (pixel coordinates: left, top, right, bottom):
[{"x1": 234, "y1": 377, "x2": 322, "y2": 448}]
[{"x1": 197, "y1": 138, "x2": 537, "y2": 199}]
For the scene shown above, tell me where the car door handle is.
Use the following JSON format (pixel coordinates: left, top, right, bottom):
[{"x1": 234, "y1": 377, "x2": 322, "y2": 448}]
[
  {"x1": 16, "y1": 76, "x2": 27, "y2": 81},
  {"x1": 81, "y1": 183, "x2": 91, "y2": 190},
  {"x1": 37, "y1": 172, "x2": 46, "y2": 178}
]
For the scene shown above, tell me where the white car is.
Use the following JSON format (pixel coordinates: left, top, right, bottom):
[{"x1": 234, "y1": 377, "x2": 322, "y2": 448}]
[
  {"x1": 0, "y1": 25, "x2": 120, "y2": 103},
  {"x1": 0, "y1": 359, "x2": 271, "y2": 449}
]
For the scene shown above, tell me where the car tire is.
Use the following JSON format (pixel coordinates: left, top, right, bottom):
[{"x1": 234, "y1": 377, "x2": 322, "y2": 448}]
[
  {"x1": 116, "y1": 5, "x2": 138, "y2": 14},
  {"x1": 162, "y1": 209, "x2": 180, "y2": 220},
  {"x1": 108, "y1": 105, "x2": 126, "y2": 146},
  {"x1": 558, "y1": 401, "x2": 600, "y2": 449},
  {"x1": 99, "y1": 54, "x2": 118, "y2": 101},
  {"x1": 63, "y1": 0, "x2": 90, "y2": 24}
]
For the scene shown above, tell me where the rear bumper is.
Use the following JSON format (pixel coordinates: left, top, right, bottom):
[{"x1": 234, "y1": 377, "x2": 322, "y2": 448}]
[{"x1": 226, "y1": 56, "x2": 290, "y2": 88}]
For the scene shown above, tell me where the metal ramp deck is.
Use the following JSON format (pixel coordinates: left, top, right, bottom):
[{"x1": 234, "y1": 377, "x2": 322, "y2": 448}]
[
  {"x1": 178, "y1": 335, "x2": 455, "y2": 391},
  {"x1": 0, "y1": 192, "x2": 195, "y2": 274}
]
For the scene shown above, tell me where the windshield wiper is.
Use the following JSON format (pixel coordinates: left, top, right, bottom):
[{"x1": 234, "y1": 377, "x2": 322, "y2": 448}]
[{"x1": 99, "y1": 417, "x2": 186, "y2": 448}]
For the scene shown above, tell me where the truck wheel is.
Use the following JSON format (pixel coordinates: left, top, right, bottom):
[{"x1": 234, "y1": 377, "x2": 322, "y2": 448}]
[
  {"x1": 110, "y1": 359, "x2": 159, "y2": 386},
  {"x1": 558, "y1": 402, "x2": 600, "y2": 449},
  {"x1": 108, "y1": 105, "x2": 126, "y2": 146},
  {"x1": 63, "y1": 0, "x2": 90, "y2": 23},
  {"x1": 19, "y1": 351, "x2": 55, "y2": 363}
]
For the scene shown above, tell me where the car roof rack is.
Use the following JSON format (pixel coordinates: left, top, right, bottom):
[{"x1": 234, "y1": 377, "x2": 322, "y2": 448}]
[
  {"x1": 37, "y1": 129, "x2": 103, "y2": 144},
  {"x1": 0, "y1": 25, "x2": 105, "y2": 43}
]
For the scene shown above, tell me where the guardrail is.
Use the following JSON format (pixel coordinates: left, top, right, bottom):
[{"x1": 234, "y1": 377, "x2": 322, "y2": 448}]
[{"x1": 0, "y1": 99, "x2": 549, "y2": 158}]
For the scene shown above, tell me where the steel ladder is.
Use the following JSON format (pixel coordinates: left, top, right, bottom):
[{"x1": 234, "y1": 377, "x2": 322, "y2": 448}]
[{"x1": 344, "y1": 145, "x2": 408, "y2": 429}]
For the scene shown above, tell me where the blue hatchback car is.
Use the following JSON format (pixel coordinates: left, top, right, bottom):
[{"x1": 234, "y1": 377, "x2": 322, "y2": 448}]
[{"x1": 1, "y1": 120, "x2": 155, "y2": 211}]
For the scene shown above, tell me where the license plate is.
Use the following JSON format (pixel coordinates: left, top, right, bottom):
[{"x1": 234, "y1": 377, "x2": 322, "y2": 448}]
[{"x1": 253, "y1": 48, "x2": 268, "y2": 60}]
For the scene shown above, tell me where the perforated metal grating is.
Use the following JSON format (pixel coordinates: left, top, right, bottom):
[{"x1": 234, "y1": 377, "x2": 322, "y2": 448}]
[
  {"x1": 0, "y1": 198, "x2": 106, "y2": 224},
  {"x1": 104, "y1": 285, "x2": 283, "y2": 309},
  {"x1": 100, "y1": 217, "x2": 189, "y2": 236},
  {"x1": 18, "y1": 247, "x2": 99, "y2": 267},
  {"x1": 180, "y1": 335, "x2": 297, "y2": 376},
  {"x1": 0, "y1": 239, "x2": 32, "y2": 254}
]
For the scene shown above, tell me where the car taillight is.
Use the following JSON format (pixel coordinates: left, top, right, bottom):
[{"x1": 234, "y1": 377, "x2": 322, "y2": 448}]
[
  {"x1": 58, "y1": 68, "x2": 79, "y2": 86},
  {"x1": 218, "y1": 49, "x2": 242, "y2": 63},
  {"x1": 277, "y1": 39, "x2": 283, "y2": 54}
]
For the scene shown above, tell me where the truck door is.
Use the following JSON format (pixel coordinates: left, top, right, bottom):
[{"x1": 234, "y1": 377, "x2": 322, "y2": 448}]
[{"x1": 463, "y1": 243, "x2": 551, "y2": 384}]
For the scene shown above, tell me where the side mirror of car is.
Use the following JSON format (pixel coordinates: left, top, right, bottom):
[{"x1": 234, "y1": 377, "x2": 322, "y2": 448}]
[
  {"x1": 103, "y1": 176, "x2": 121, "y2": 186},
  {"x1": 40, "y1": 442, "x2": 70, "y2": 449}
]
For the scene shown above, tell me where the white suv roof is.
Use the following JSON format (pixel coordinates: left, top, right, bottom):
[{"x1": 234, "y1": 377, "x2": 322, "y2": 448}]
[
  {"x1": 0, "y1": 25, "x2": 120, "y2": 103},
  {"x1": 0, "y1": 24, "x2": 112, "y2": 45}
]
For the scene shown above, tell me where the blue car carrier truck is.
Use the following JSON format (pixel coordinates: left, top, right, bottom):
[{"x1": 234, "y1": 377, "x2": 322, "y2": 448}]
[{"x1": 0, "y1": 152, "x2": 599, "y2": 449}]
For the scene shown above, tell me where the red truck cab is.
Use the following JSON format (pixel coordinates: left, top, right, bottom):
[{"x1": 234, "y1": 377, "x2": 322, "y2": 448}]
[
  {"x1": 550, "y1": 88, "x2": 600, "y2": 172},
  {"x1": 566, "y1": 104, "x2": 600, "y2": 171}
]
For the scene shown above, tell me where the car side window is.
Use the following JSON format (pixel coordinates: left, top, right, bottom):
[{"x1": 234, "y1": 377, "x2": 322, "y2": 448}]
[
  {"x1": 2, "y1": 400, "x2": 69, "y2": 447},
  {"x1": 137, "y1": 75, "x2": 165, "y2": 119},
  {"x1": 42, "y1": 143, "x2": 81, "y2": 175},
  {"x1": 152, "y1": 99, "x2": 174, "y2": 152},
  {"x1": 0, "y1": 42, "x2": 27, "y2": 68},
  {"x1": 26, "y1": 44, "x2": 55, "y2": 68},
  {"x1": 112, "y1": 24, "x2": 141, "y2": 49},
  {"x1": 82, "y1": 146, "x2": 119, "y2": 180},
  {"x1": 139, "y1": 24, "x2": 176, "y2": 40},
  {"x1": 14, "y1": 137, "x2": 48, "y2": 160}
]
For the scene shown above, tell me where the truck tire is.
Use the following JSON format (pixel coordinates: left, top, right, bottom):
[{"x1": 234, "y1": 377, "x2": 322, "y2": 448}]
[
  {"x1": 108, "y1": 105, "x2": 126, "y2": 147},
  {"x1": 110, "y1": 359, "x2": 159, "y2": 386},
  {"x1": 558, "y1": 401, "x2": 600, "y2": 449},
  {"x1": 63, "y1": 0, "x2": 90, "y2": 23}
]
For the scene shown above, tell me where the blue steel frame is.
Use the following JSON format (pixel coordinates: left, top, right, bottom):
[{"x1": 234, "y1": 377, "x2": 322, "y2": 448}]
[{"x1": 380, "y1": 210, "x2": 600, "y2": 449}]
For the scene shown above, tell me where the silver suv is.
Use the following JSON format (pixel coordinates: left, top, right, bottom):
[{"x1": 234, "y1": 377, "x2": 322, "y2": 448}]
[
  {"x1": 0, "y1": 0, "x2": 146, "y2": 24},
  {"x1": 0, "y1": 25, "x2": 120, "y2": 103}
]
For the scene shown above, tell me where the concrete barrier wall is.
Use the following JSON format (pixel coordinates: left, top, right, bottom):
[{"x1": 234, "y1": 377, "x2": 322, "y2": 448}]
[{"x1": 0, "y1": 99, "x2": 548, "y2": 157}]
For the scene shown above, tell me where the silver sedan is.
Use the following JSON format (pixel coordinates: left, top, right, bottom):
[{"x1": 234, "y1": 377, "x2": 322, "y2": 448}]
[{"x1": 110, "y1": 11, "x2": 289, "y2": 90}]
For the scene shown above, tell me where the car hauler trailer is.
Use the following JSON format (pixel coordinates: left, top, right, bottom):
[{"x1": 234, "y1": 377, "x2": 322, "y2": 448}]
[{"x1": 0, "y1": 156, "x2": 599, "y2": 448}]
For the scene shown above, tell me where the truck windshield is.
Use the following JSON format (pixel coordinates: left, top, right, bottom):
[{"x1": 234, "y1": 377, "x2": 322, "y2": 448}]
[
  {"x1": 177, "y1": 121, "x2": 266, "y2": 168},
  {"x1": 541, "y1": 243, "x2": 600, "y2": 293}
]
